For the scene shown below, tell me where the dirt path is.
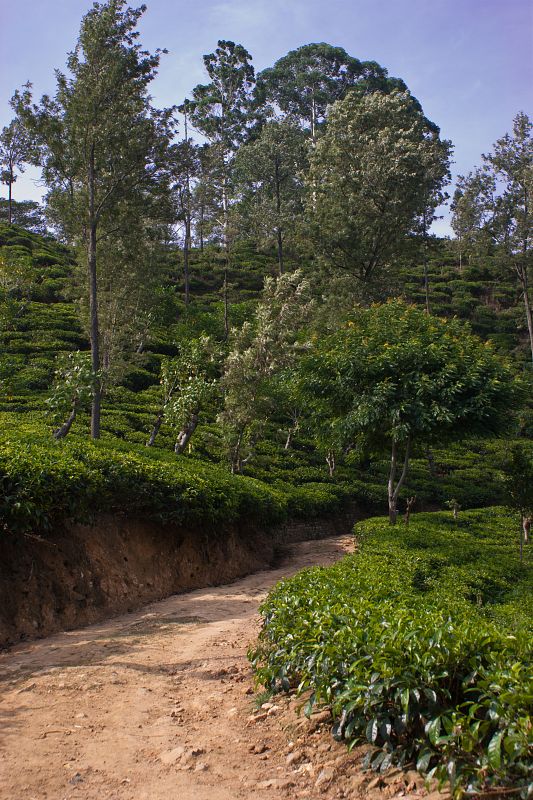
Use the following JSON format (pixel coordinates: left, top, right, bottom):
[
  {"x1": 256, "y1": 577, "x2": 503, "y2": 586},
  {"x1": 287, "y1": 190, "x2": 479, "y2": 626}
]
[{"x1": 0, "y1": 535, "x2": 438, "y2": 800}]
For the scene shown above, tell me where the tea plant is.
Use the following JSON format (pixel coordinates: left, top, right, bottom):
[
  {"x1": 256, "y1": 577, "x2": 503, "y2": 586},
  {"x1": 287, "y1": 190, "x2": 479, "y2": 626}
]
[{"x1": 250, "y1": 508, "x2": 533, "y2": 797}]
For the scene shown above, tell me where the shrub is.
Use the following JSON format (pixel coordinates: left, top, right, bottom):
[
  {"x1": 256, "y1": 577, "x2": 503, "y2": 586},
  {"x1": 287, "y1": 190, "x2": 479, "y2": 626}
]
[{"x1": 250, "y1": 508, "x2": 532, "y2": 797}]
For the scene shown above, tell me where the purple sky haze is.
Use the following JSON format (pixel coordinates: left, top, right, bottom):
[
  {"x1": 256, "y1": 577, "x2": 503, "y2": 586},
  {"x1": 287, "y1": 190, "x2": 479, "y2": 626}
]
[{"x1": 1, "y1": 0, "x2": 532, "y2": 235}]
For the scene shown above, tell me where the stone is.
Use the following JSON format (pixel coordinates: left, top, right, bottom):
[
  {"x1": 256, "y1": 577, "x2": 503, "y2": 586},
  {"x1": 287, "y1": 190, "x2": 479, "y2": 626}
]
[
  {"x1": 315, "y1": 768, "x2": 335, "y2": 788},
  {"x1": 286, "y1": 749, "x2": 305, "y2": 766},
  {"x1": 159, "y1": 746, "x2": 186, "y2": 765}
]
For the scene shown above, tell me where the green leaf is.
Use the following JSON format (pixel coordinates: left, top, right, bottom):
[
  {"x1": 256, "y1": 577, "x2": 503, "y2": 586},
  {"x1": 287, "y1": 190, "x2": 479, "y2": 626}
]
[{"x1": 487, "y1": 730, "x2": 503, "y2": 770}]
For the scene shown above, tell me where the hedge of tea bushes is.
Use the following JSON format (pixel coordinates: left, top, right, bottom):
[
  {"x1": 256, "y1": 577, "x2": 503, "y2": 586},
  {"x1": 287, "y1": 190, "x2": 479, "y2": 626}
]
[
  {"x1": 0, "y1": 420, "x2": 355, "y2": 536},
  {"x1": 250, "y1": 508, "x2": 532, "y2": 797}
]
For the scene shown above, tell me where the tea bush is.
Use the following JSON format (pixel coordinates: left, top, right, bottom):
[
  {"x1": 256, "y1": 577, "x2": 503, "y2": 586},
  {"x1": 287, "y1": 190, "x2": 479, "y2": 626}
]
[
  {"x1": 250, "y1": 508, "x2": 532, "y2": 797},
  {"x1": 0, "y1": 420, "x2": 358, "y2": 535}
]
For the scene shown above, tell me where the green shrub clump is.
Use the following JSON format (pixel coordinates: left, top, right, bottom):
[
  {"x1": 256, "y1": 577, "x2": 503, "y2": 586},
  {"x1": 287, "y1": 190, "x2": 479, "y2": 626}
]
[{"x1": 250, "y1": 508, "x2": 532, "y2": 797}]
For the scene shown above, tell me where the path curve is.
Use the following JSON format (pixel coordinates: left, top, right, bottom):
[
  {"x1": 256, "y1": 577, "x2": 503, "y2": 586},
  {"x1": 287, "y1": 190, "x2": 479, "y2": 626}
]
[
  {"x1": 0, "y1": 536, "x2": 356, "y2": 799},
  {"x1": 0, "y1": 534, "x2": 441, "y2": 800}
]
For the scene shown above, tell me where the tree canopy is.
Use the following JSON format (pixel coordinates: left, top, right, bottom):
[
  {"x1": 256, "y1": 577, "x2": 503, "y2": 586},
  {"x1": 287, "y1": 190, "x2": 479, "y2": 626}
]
[
  {"x1": 299, "y1": 300, "x2": 520, "y2": 521},
  {"x1": 307, "y1": 90, "x2": 451, "y2": 295}
]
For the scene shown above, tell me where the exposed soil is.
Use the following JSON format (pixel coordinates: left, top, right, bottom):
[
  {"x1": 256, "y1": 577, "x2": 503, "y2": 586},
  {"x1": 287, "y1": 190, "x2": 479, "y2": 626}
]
[
  {"x1": 0, "y1": 535, "x2": 447, "y2": 800},
  {"x1": 0, "y1": 509, "x2": 359, "y2": 647}
]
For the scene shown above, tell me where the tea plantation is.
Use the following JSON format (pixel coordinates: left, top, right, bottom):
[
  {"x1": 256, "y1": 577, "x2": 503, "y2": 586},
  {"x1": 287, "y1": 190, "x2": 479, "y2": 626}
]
[
  {"x1": 251, "y1": 508, "x2": 533, "y2": 797},
  {"x1": 1, "y1": 222, "x2": 531, "y2": 538}
]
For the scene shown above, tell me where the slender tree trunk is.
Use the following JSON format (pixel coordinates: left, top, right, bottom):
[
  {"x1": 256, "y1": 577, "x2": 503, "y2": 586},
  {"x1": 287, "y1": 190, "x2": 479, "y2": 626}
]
[
  {"x1": 53, "y1": 400, "x2": 78, "y2": 440},
  {"x1": 523, "y1": 515, "x2": 530, "y2": 545},
  {"x1": 426, "y1": 445, "x2": 436, "y2": 477},
  {"x1": 274, "y1": 160, "x2": 283, "y2": 275},
  {"x1": 146, "y1": 411, "x2": 164, "y2": 447},
  {"x1": 8, "y1": 178, "x2": 12, "y2": 225},
  {"x1": 388, "y1": 437, "x2": 411, "y2": 524},
  {"x1": 88, "y1": 146, "x2": 101, "y2": 440},
  {"x1": 519, "y1": 267, "x2": 533, "y2": 365},
  {"x1": 231, "y1": 430, "x2": 243, "y2": 474},
  {"x1": 183, "y1": 110, "x2": 192, "y2": 305},
  {"x1": 284, "y1": 415, "x2": 299, "y2": 450},
  {"x1": 423, "y1": 217, "x2": 430, "y2": 314},
  {"x1": 326, "y1": 450, "x2": 336, "y2": 477},
  {"x1": 183, "y1": 215, "x2": 191, "y2": 305},
  {"x1": 222, "y1": 171, "x2": 230, "y2": 338},
  {"x1": 199, "y1": 202, "x2": 204, "y2": 251},
  {"x1": 174, "y1": 412, "x2": 199, "y2": 454}
]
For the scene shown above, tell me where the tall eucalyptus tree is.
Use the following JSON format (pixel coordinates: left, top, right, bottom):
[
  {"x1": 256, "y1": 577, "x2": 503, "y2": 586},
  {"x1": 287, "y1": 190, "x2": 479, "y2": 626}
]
[
  {"x1": 187, "y1": 40, "x2": 255, "y2": 334},
  {"x1": 13, "y1": 0, "x2": 174, "y2": 437}
]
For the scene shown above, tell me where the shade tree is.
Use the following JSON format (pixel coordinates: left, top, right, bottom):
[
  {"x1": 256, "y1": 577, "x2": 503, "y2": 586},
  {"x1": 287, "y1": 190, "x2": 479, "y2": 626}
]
[
  {"x1": 233, "y1": 119, "x2": 308, "y2": 274},
  {"x1": 451, "y1": 113, "x2": 533, "y2": 364},
  {"x1": 298, "y1": 300, "x2": 520, "y2": 523},
  {"x1": 307, "y1": 90, "x2": 451, "y2": 302},
  {"x1": 218, "y1": 270, "x2": 314, "y2": 473},
  {"x1": 13, "y1": 0, "x2": 174, "y2": 438},
  {"x1": 146, "y1": 336, "x2": 220, "y2": 453},
  {"x1": 0, "y1": 118, "x2": 31, "y2": 224},
  {"x1": 256, "y1": 43, "x2": 395, "y2": 143}
]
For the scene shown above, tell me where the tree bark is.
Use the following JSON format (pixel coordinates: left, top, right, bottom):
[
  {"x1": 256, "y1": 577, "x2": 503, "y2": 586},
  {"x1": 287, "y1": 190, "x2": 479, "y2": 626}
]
[
  {"x1": 326, "y1": 450, "x2": 336, "y2": 477},
  {"x1": 275, "y1": 159, "x2": 283, "y2": 275},
  {"x1": 422, "y1": 217, "x2": 430, "y2": 314},
  {"x1": 146, "y1": 411, "x2": 164, "y2": 447},
  {"x1": 388, "y1": 437, "x2": 411, "y2": 524},
  {"x1": 8, "y1": 178, "x2": 12, "y2": 225},
  {"x1": 53, "y1": 400, "x2": 78, "y2": 440},
  {"x1": 519, "y1": 267, "x2": 533, "y2": 365},
  {"x1": 174, "y1": 412, "x2": 199, "y2": 454},
  {"x1": 88, "y1": 144, "x2": 101, "y2": 439},
  {"x1": 183, "y1": 215, "x2": 191, "y2": 305}
]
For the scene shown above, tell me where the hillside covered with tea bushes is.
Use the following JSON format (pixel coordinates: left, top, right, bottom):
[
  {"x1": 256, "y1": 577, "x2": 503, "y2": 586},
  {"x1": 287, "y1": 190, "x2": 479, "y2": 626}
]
[{"x1": 0, "y1": 221, "x2": 531, "y2": 536}]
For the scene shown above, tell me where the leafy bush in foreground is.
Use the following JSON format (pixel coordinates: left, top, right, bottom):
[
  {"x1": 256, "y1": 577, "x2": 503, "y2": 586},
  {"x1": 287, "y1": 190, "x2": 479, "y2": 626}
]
[{"x1": 250, "y1": 508, "x2": 532, "y2": 797}]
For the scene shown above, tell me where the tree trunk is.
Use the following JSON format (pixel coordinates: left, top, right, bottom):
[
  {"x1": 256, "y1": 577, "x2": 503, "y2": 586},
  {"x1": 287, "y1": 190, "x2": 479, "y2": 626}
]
[
  {"x1": 275, "y1": 160, "x2": 283, "y2": 275},
  {"x1": 426, "y1": 445, "x2": 436, "y2": 477},
  {"x1": 222, "y1": 170, "x2": 230, "y2": 338},
  {"x1": 199, "y1": 202, "x2": 204, "y2": 251},
  {"x1": 8, "y1": 178, "x2": 12, "y2": 225},
  {"x1": 326, "y1": 450, "x2": 336, "y2": 477},
  {"x1": 53, "y1": 400, "x2": 78, "y2": 440},
  {"x1": 88, "y1": 145, "x2": 101, "y2": 439},
  {"x1": 146, "y1": 411, "x2": 164, "y2": 447},
  {"x1": 183, "y1": 215, "x2": 191, "y2": 306},
  {"x1": 519, "y1": 267, "x2": 533, "y2": 365},
  {"x1": 388, "y1": 437, "x2": 411, "y2": 524},
  {"x1": 183, "y1": 110, "x2": 192, "y2": 305},
  {"x1": 174, "y1": 412, "x2": 199, "y2": 455},
  {"x1": 423, "y1": 216, "x2": 430, "y2": 314},
  {"x1": 523, "y1": 515, "x2": 530, "y2": 546}
]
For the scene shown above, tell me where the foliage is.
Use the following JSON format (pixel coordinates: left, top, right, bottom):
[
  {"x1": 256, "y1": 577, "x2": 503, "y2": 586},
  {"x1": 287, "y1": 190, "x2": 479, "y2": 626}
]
[
  {"x1": 219, "y1": 270, "x2": 313, "y2": 471},
  {"x1": 250, "y1": 507, "x2": 533, "y2": 797},
  {"x1": 233, "y1": 120, "x2": 308, "y2": 273},
  {"x1": 451, "y1": 112, "x2": 533, "y2": 363},
  {"x1": 255, "y1": 43, "x2": 396, "y2": 141},
  {"x1": 0, "y1": 415, "x2": 359, "y2": 536},
  {"x1": 298, "y1": 300, "x2": 520, "y2": 521},
  {"x1": 308, "y1": 90, "x2": 451, "y2": 296},
  {"x1": 45, "y1": 350, "x2": 94, "y2": 438},
  {"x1": 13, "y1": 0, "x2": 174, "y2": 437},
  {"x1": 148, "y1": 336, "x2": 221, "y2": 450}
]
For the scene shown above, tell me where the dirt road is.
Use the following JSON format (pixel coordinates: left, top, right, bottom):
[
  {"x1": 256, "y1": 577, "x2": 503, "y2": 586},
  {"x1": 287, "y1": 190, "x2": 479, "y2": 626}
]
[{"x1": 0, "y1": 535, "x2": 436, "y2": 800}]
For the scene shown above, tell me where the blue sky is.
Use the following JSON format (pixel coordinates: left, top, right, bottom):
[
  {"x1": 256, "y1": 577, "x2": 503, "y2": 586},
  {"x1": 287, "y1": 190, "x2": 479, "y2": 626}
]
[{"x1": 1, "y1": 0, "x2": 532, "y2": 235}]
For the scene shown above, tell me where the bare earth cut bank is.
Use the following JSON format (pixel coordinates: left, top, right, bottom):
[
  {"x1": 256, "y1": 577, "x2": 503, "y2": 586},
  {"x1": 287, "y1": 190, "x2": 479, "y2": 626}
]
[
  {"x1": 0, "y1": 533, "x2": 446, "y2": 800},
  {"x1": 0, "y1": 506, "x2": 360, "y2": 647}
]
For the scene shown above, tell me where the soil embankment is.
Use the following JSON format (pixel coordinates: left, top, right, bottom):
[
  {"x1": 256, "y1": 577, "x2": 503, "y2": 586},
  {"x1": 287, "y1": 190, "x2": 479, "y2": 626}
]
[{"x1": 0, "y1": 507, "x2": 359, "y2": 646}]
